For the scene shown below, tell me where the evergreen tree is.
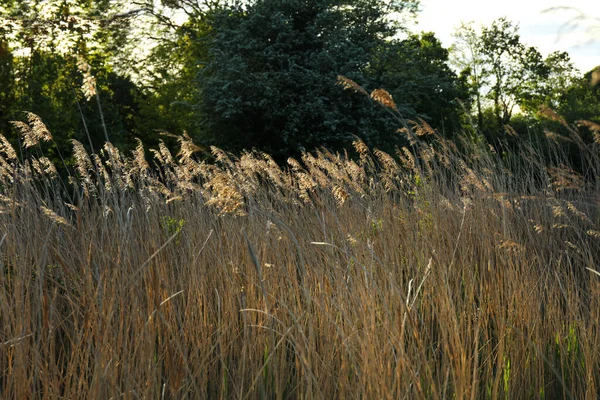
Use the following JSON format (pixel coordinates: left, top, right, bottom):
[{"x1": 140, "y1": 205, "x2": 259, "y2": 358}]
[{"x1": 196, "y1": 0, "x2": 421, "y2": 157}]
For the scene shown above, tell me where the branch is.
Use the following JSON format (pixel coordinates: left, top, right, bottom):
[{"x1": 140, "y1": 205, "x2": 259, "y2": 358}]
[{"x1": 102, "y1": 8, "x2": 146, "y2": 25}]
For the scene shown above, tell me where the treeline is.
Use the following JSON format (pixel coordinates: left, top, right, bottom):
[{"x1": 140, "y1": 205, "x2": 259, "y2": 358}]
[{"x1": 0, "y1": 0, "x2": 598, "y2": 163}]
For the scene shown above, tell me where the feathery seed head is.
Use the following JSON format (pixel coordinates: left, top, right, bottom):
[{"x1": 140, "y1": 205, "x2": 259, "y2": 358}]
[{"x1": 370, "y1": 89, "x2": 397, "y2": 110}]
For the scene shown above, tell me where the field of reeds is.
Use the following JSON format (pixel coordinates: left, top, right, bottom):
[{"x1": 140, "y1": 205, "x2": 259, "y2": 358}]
[{"x1": 0, "y1": 109, "x2": 599, "y2": 399}]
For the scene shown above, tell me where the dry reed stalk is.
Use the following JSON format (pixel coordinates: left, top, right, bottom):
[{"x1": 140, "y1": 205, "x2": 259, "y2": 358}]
[{"x1": 0, "y1": 117, "x2": 599, "y2": 399}]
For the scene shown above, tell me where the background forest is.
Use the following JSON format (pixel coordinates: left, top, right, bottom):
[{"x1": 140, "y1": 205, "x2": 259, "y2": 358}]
[{"x1": 0, "y1": 0, "x2": 598, "y2": 162}]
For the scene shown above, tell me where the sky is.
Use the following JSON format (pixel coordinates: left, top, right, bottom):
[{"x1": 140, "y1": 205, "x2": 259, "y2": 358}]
[{"x1": 411, "y1": 0, "x2": 600, "y2": 74}]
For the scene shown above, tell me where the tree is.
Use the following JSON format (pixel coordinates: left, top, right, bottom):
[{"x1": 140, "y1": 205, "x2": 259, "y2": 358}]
[
  {"x1": 372, "y1": 32, "x2": 470, "y2": 134},
  {"x1": 195, "y1": 0, "x2": 420, "y2": 157},
  {"x1": 451, "y1": 18, "x2": 578, "y2": 131},
  {"x1": 0, "y1": 38, "x2": 15, "y2": 135},
  {"x1": 450, "y1": 22, "x2": 486, "y2": 127},
  {"x1": 126, "y1": 2, "x2": 217, "y2": 144},
  {"x1": 518, "y1": 50, "x2": 578, "y2": 114},
  {"x1": 0, "y1": 0, "x2": 154, "y2": 158},
  {"x1": 480, "y1": 18, "x2": 545, "y2": 127},
  {"x1": 557, "y1": 68, "x2": 600, "y2": 125}
]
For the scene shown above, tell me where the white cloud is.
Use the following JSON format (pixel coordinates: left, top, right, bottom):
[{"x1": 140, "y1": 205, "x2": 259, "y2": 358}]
[{"x1": 412, "y1": 0, "x2": 600, "y2": 73}]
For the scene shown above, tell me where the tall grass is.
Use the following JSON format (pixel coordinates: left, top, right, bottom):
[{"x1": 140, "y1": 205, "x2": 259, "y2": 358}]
[{"x1": 0, "y1": 110, "x2": 599, "y2": 398}]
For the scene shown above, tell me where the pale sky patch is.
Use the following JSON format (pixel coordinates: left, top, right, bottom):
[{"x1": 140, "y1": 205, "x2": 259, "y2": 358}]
[{"x1": 411, "y1": 0, "x2": 600, "y2": 74}]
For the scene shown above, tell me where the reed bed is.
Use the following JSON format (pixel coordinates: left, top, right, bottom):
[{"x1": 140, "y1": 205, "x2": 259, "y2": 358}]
[{"x1": 0, "y1": 112, "x2": 599, "y2": 399}]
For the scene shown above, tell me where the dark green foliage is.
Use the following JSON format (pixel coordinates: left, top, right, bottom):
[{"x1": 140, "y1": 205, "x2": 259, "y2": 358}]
[
  {"x1": 558, "y1": 69, "x2": 600, "y2": 125},
  {"x1": 370, "y1": 32, "x2": 470, "y2": 135},
  {"x1": 0, "y1": 39, "x2": 15, "y2": 133},
  {"x1": 0, "y1": 0, "x2": 155, "y2": 160},
  {"x1": 0, "y1": 48, "x2": 145, "y2": 159},
  {"x1": 195, "y1": 0, "x2": 423, "y2": 157},
  {"x1": 1, "y1": 0, "x2": 597, "y2": 164},
  {"x1": 518, "y1": 51, "x2": 578, "y2": 114},
  {"x1": 132, "y1": 15, "x2": 214, "y2": 147}
]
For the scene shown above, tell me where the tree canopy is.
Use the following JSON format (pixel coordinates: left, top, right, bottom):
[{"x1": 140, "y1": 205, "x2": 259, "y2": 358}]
[
  {"x1": 194, "y1": 0, "x2": 423, "y2": 157},
  {"x1": 0, "y1": 1, "x2": 597, "y2": 165},
  {"x1": 451, "y1": 18, "x2": 583, "y2": 133}
]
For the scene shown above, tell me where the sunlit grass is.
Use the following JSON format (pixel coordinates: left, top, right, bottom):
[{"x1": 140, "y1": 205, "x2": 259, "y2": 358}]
[{"x1": 0, "y1": 113, "x2": 599, "y2": 398}]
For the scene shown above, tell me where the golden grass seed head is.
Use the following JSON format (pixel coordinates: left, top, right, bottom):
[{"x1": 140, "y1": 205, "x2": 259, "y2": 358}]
[
  {"x1": 370, "y1": 89, "x2": 397, "y2": 110},
  {"x1": 337, "y1": 75, "x2": 368, "y2": 95},
  {"x1": 40, "y1": 206, "x2": 71, "y2": 227}
]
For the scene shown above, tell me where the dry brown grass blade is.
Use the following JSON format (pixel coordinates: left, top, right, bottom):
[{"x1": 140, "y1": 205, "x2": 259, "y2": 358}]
[{"x1": 1, "y1": 118, "x2": 599, "y2": 398}]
